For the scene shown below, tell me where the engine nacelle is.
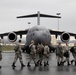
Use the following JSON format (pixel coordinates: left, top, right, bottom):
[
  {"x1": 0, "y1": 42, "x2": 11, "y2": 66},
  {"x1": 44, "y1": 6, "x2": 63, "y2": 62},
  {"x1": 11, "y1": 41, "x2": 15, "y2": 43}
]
[
  {"x1": 60, "y1": 32, "x2": 70, "y2": 43},
  {"x1": 8, "y1": 32, "x2": 17, "y2": 42}
]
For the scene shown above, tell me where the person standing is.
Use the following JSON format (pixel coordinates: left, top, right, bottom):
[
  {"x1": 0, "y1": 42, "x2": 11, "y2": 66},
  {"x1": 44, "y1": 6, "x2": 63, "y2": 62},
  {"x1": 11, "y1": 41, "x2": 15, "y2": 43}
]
[
  {"x1": 70, "y1": 43, "x2": 76, "y2": 66},
  {"x1": 43, "y1": 42, "x2": 50, "y2": 66},
  {"x1": 27, "y1": 40, "x2": 37, "y2": 67},
  {"x1": 56, "y1": 43, "x2": 64, "y2": 66},
  {"x1": 0, "y1": 40, "x2": 2, "y2": 69},
  {"x1": 63, "y1": 43, "x2": 70, "y2": 66},
  {"x1": 36, "y1": 42, "x2": 44, "y2": 66},
  {"x1": 12, "y1": 40, "x2": 25, "y2": 67}
]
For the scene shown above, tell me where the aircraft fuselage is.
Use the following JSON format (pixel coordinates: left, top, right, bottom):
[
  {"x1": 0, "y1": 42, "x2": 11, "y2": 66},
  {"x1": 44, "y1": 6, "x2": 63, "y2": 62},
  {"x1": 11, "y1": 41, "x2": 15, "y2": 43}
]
[{"x1": 26, "y1": 25, "x2": 51, "y2": 45}]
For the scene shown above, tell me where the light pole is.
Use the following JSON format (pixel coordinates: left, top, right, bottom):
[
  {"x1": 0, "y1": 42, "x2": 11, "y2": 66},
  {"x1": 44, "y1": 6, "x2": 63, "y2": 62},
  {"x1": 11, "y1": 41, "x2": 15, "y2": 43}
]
[
  {"x1": 56, "y1": 13, "x2": 61, "y2": 30},
  {"x1": 56, "y1": 13, "x2": 61, "y2": 41}
]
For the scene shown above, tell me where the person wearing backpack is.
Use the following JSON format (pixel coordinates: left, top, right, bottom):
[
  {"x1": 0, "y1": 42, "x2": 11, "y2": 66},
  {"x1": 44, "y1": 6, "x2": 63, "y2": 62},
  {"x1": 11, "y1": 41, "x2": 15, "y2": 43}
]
[
  {"x1": 43, "y1": 42, "x2": 50, "y2": 66},
  {"x1": 36, "y1": 42, "x2": 44, "y2": 66},
  {"x1": 12, "y1": 40, "x2": 25, "y2": 68},
  {"x1": 27, "y1": 40, "x2": 37, "y2": 67},
  {"x1": 63, "y1": 43, "x2": 70, "y2": 66},
  {"x1": 70, "y1": 43, "x2": 76, "y2": 66},
  {"x1": 55, "y1": 43, "x2": 64, "y2": 66}
]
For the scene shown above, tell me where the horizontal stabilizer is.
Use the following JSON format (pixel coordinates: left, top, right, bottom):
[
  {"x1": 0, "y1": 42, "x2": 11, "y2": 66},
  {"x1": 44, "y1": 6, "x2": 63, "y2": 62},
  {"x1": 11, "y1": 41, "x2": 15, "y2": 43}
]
[
  {"x1": 17, "y1": 13, "x2": 61, "y2": 18},
  {"x1": 40, "y1": 14, "x2": 61, "y2": 18},
  {"x1": 17, "y1": 14, "x2": 37, "y2": 18}
]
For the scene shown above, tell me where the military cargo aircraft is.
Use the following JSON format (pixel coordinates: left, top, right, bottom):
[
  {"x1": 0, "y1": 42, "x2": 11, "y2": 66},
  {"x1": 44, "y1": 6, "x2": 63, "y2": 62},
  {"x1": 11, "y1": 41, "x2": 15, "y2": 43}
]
[{"x1": 0, "y1": 11, "x2": 76, "y2": 52}]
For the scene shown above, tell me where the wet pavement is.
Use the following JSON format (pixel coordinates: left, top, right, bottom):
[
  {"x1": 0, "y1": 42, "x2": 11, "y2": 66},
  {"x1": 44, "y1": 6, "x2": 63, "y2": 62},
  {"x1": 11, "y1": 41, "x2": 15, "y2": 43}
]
[{"x1": 0, "y1": 52, "x2": 76, "y2": 75}]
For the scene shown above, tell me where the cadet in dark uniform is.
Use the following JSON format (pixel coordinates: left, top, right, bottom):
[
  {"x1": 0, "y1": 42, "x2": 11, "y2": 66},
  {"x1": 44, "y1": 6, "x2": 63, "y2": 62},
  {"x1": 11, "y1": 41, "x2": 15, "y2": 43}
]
[
  {"x1": 56, "y1": 43, "x2": 64, "y2": 66},
  {"x1": 12, "y1": 40, "x2": 25, "y2": 67}
]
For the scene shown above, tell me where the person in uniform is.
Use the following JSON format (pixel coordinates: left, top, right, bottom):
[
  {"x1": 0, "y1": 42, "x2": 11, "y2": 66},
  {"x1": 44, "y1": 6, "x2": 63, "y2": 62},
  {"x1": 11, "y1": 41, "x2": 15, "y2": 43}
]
[
  {"x1": 12, "y1": 40, "x2": 25, "y2": 67},
  {"x1": 63, "y1": 43, "x2": 70, "y2": 66},
  {"x1": 36, "y1": 42, "x2": 44, "y2": 66},
  {"x1": 43, "y1": 42, "x2": 50, "y2": 66},
  {"x1": 56, "y1": 43, "x2": 64, "y2": 66},
  {"x1": 0, "y1": 40, "x2": 2, "y2": 69},
  {"x1": 70, "y1": 43, "x2": 76, "y2": 66},
  {"x1": 27, "y1": 40, "x2": 37, "y2": 67}
]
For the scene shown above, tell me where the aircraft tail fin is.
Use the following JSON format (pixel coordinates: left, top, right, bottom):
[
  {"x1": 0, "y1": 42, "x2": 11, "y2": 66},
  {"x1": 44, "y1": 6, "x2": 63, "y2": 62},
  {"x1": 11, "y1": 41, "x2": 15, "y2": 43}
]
[{"x1": 17, "y1": 11, "x2": 61, "y2": 25}]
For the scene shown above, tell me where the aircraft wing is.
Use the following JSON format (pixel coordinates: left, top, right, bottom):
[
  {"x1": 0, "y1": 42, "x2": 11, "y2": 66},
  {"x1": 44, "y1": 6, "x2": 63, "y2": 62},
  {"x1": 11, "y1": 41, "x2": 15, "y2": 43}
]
[
  {"x1": 13, "y1": 29, "x2": 29, "y2": 35},
  {"x1": 0, "y1": 29, "x2": 29, "y2": 39},
  {"x1": 49, "y1": 29, "x2": 76, "y2": 39}
]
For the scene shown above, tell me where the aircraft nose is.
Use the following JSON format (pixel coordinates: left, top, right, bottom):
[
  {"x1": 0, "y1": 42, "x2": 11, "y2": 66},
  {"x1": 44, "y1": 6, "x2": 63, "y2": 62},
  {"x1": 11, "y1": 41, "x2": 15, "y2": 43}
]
[
  {"x1": 34, "y1": 31, "x2": 48, "y2": 44},
  {"x1": 26, "y1": 30, "x2": 51, "y2": 45},
  {"x1": 35, "y1": 31, "x2": 43, "y2": 38}
]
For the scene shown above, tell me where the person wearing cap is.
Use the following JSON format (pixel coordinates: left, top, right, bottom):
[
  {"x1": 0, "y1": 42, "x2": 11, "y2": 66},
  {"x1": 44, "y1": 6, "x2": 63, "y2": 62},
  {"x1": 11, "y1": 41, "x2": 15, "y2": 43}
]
[
  {"x1": 27, "y1": 40, "x2": 37, "y2": 67},
  {"x1": 12, "y1": 40, "x2": 25, "y2": 67},
  {"x1": 55, "y1": 43, "x2": 64, "y2": 66}
]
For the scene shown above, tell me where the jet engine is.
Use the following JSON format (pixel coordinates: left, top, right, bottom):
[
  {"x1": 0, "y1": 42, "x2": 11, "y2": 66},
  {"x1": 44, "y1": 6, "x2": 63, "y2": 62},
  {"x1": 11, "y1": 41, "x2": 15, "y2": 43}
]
[
  {"x1": 8, "y1": 32, "x2": 17, "y2": 42},
  {"x1": 60, "y1": 32, "x2": 70, "y2": 43}
]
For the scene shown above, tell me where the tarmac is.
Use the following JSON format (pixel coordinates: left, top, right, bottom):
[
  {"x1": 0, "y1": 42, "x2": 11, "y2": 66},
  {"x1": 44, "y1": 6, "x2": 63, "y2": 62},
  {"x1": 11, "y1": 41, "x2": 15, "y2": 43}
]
[{"x1": 0, "y1": 51, "x2": 76, "y2": 75}]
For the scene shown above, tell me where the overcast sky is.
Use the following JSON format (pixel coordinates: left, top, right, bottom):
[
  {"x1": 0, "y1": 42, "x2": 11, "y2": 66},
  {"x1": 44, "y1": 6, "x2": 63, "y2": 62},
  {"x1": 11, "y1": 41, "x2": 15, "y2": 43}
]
[{"x1": 0, "y1": 0, "x2": 76, "y2": 33}]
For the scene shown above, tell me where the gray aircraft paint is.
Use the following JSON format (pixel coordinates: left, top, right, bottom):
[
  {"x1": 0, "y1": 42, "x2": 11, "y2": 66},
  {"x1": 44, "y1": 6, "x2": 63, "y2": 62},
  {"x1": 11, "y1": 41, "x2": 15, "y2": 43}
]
[{"x1": 26, "y1": 25, "x2": 51, "y2": 45}]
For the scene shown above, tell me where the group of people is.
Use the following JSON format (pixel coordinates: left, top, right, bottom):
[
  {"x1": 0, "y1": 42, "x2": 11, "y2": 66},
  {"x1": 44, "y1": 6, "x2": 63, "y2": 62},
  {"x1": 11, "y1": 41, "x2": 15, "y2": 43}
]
[
  {"x1": 56, "y1": 42, "x2": 76, "y2": 66},
  {"x1": 0, "y1": 39, "x2": 50, "y2": 69},
  {"x1": 0, "y1": 39, "x2": 76, "y2": 69},
  {"x1": 27, "y1": 40, "x2": 50, "y2": 67},
  {"x1": 12, "y1": 40, "x2": 50, "y2": 68},
  {"x1": 27, "y1": 40, "x2": 76, "y2": 67}
]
